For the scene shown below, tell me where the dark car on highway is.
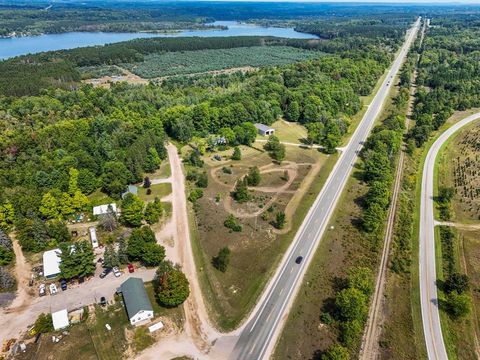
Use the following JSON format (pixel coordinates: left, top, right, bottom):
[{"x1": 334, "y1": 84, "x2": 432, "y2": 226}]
[{"x1": 295, "y1": 256, "x2": 303, "y2": 264}]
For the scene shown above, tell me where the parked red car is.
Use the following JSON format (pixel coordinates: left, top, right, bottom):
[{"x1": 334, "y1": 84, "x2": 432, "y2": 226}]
[{"x1": 127, "y1": 264, "x2": 135, "y2": 273}]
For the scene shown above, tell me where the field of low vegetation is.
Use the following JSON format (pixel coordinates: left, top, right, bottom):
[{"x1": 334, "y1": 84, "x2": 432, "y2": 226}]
[
  {"x1": 184, "y1": 127, "x2": 336, "y2": 329},
  {"x1": 121, "y1": 46, "x2": 323, "y2": 79}
]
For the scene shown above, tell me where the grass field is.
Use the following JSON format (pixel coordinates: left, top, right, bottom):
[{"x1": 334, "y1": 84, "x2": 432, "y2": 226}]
[
  {"x1": 138, "y1": 183, "x2": 172, "y2": 202},
  {"x1": 122, "y1": 46, "x2": 323, "y2": 79},
  {"x1": 256, "y1": 119, "x2": 308, "y2": 144},
  {"x1": 188, "y1": 144, "x2": 337, "y2": 330}
]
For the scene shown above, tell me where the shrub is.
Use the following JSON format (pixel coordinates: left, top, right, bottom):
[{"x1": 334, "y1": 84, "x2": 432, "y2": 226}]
[
  {"x1": 274, "y1": 211, "x2": 286, "y2": 229},
  {"x1": 34, "y1": 313, "x2": 54, "y2": 333},
  {"x1": 188, "y1": 189, "x2": 204, "y2": 203},
  {"x1": 246, "y1": 166, "x2": 261, "y2": 186},
  {"x1": 212, "y1": 247, "x2": 231, "y2": 272},
  {"x1": 232, "y1": 178, "x2": 250, "y2": 203},
  {"x1": 155, "y1": 262, "x2": 190, "y2": 307},
  {"x1": 224, "y1": 214, "x2": 242, "y2": 232},
  {"x1": 232, "y1": 146, "x2": 241, "y2": 160}
]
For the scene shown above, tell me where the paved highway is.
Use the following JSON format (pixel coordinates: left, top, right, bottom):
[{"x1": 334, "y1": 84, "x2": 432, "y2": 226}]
[
  {"x1": 419, "y1": 111, "x2": 480, "y2": 360},
  {"x1": 230, "y1": 19, "x2": 420, "y2": 360}
]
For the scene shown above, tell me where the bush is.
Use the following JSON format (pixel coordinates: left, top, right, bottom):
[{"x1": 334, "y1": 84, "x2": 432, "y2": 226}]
[
  {"x1": 196, "y1": 172, "x2": 209, "y2": 188},
  {"x1": 232, "y1": 146, "x2": 241, "y2": 160},
  {"x1": 155, "y1": 262, "x2": 190, "y2": 307},
  {"x1": 322, "y1": 344, "x2": 349, "y2": 360},
  {"x1": 222, "y1": 167, "x2": 232, "y2": 174},
  {"x1": 212, "y1": 247, "x2": 230, "y2": 272},
  {"x1": 445, "y1": 291, "x2": 471, "y2": 319},
  {"x1": 274, "y1": 211, "x2": 286, "y2": 229},
  {"x1": 444, "y1": 273, "x2": 470, "y2": 294},
  {"x1": 188, "y1": 189, "x2": 204, "y2": 203},
  {"x1": 34, "y1": 313, "x2": 54, "y2": 333},
  {"x1": 246, "y1": 166, "x2": 261, "y2": 186},
  {"x1": 224, "y1": 214, "x2": 242, "y2": 232},
  {"x1": 232, "y1": 178, "x2": 250, "y2": 203}
]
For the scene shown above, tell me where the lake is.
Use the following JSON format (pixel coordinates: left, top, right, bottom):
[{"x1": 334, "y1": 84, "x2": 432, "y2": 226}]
[{"x1": 0, "y1": 21, "x2": 318, "y2": 60}]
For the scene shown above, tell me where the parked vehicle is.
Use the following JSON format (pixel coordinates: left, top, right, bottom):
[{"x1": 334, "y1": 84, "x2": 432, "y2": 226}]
[
  {"x1": 100, "y1": 296, "x2": 107, "y2": 306},
  {"x1": 39, "y1": 283, "x2": 46, "y2": 296},
  {"x1": 112, "y1": 267, "x2": 121, "y2": 278},
  {"x1": 127, "y1": 264, "x2": 134, "y2": 273},
  {"x1": 60, "y1": 279, "x2": 67, "y2": 291},
  {"x1": 49, "y1": 283, "x2": 58, "y2": 295},
  {"x1": 99, "y1": 268, "x2": 111, "y2": 279}
]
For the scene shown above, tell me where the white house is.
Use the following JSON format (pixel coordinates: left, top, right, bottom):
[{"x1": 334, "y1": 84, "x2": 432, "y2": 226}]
[
  {"x1": 43, "y1": 249, "x2": 62, "y2": 279},
  {"x1": 89, "y1": 227, "x2": 99, "y2": 249},
  {"x1": 254, "y1": 123, "x2": 275, "y2": 136},
  {"x1": 119, "y1": 278, "x2": 154, "y2": 326},
  {"x1": 52, "y1": 309, "x2": 69, "y2": 331},
  {"x1": 92, "y1": 203, "x2": 117, "y2": 216}
]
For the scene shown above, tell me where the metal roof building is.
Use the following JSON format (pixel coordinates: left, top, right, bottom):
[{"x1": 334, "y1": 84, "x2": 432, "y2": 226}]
[
  {"x1": 43, "y1": 248, "x2": 62, "y2": 279},
  {"x1": 92, "y1": 203, "x2": 117, "y2": 216},
  {"x1": 254, "y1": 123, "x2": 275, "y2": 136},
  {"x1": 119, "y1": 277, "x2": 154, "y2": 326},
  {"x1": 52, "y1": 309, "x2": 69, "y2": 331}
]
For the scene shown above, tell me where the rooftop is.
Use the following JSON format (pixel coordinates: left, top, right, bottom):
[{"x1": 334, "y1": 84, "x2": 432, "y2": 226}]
[
  {"x1": 254, "y1": 123, "x2": 274, "y2": 132},
  {"x1": 92, "y1": 203, "x2": 117, "y2": 216},
  {"x1": 52, "y1": 309, "x2": 69, "y2": 330},
  {"x1": 120, "y1": 277, "x2": 153, "y2": 319},
  {"x1": 43, "y1": 248, "x2": 62, "y2": 278}
]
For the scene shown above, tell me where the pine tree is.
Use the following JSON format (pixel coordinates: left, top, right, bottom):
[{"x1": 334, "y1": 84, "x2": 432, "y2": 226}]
[
  {"x1": 117, "y1": 236, "x2": 129, "y2": 264},
  {"x1": 103, "y1": 244, "x2": 120, "y2": 269},
  {"x1": 232, "y1": 177, "x2": 250, "y2": 203}
]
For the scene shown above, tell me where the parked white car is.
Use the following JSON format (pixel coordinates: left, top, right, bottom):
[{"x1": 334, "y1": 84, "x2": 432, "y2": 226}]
[
  {"x1": 112, "y1": 267, "x2": 121, "y2": 278},
  {"x1": 49, "y1": 283, "x2": 58, "y2": 295},
  {"x1": 39, "y1": 283, "x2": 46, "y2": 297}
]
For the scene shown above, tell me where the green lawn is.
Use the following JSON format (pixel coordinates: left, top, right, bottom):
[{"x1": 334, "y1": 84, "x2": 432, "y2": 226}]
[
  {"x1": 256, "y1": 119, "x2": 308, "y2": 144},
  {"x1": 88, "y1": 190, "x2": 115, "y2": 207},
  {"x1": 138, "y1": 183, "x2": 172, "y2": 201},
  {"x1": 145, "y1": 282, "x2": 185, "y2": 329},
  {"x1": 88, "y1": 304, "x2": 130, "y2": 359}
]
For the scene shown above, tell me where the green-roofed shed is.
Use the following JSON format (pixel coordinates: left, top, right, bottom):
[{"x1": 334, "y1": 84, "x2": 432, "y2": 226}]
[{"x1": 119, "y1": 277, "x2": 154, "y2": 326}]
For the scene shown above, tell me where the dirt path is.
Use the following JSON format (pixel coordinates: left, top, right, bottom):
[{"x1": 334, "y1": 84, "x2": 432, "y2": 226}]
[
  {"x1": 435, "y1": 221, "x2": 480, "y2": 231},
  {"x1": 8, "y1": 236, "x2": 34, "y2": 310},
  {"x1": 140, "y1": 143, "x2": 224, "y2": 359}
]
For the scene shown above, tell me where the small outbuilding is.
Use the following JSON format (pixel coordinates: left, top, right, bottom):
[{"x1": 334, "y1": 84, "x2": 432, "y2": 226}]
[
  {"x1": 43, "y1": 249, "x2": 62, "y2": 279},
  {"x1": 52, "y1": 309, "x2": 69, "y2": 331},
  {"x1": 92, "y1": 203, "x2": 117, "y2": 216},
  {"x1": 119, "y1": 278, "x2": 154, "y2": 326},
  {"x1": 254, "y1": 123, "x2": 275, "y2": 136},
  {"x1": 89, "y1": 227, "x2": 99, "y2": 249}
]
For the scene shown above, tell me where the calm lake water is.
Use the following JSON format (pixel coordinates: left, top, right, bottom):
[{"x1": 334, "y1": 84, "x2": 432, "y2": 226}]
[{"x1": 0, "y1": 21, "x2": 318, "y2": 60}]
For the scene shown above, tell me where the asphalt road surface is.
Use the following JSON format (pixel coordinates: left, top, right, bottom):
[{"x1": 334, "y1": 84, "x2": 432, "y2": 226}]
[
  {"x1": 230, "y1": 19, "x2": 420, "y2": 360},
  {"x1": 419, "y1": 111, "x2": 480, "y2": 360}
]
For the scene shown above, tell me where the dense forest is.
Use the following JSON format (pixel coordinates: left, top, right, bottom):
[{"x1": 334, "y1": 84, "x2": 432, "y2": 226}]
[
  {"x1": 0, "y1": 18, "x2": 404, "y2": 235},
  {"x1": 0, "y1": 2, "x2": 434, "y2": 37},
  {"x1": 409, "y1": 15, "x2": 480, "y2": 147}
]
